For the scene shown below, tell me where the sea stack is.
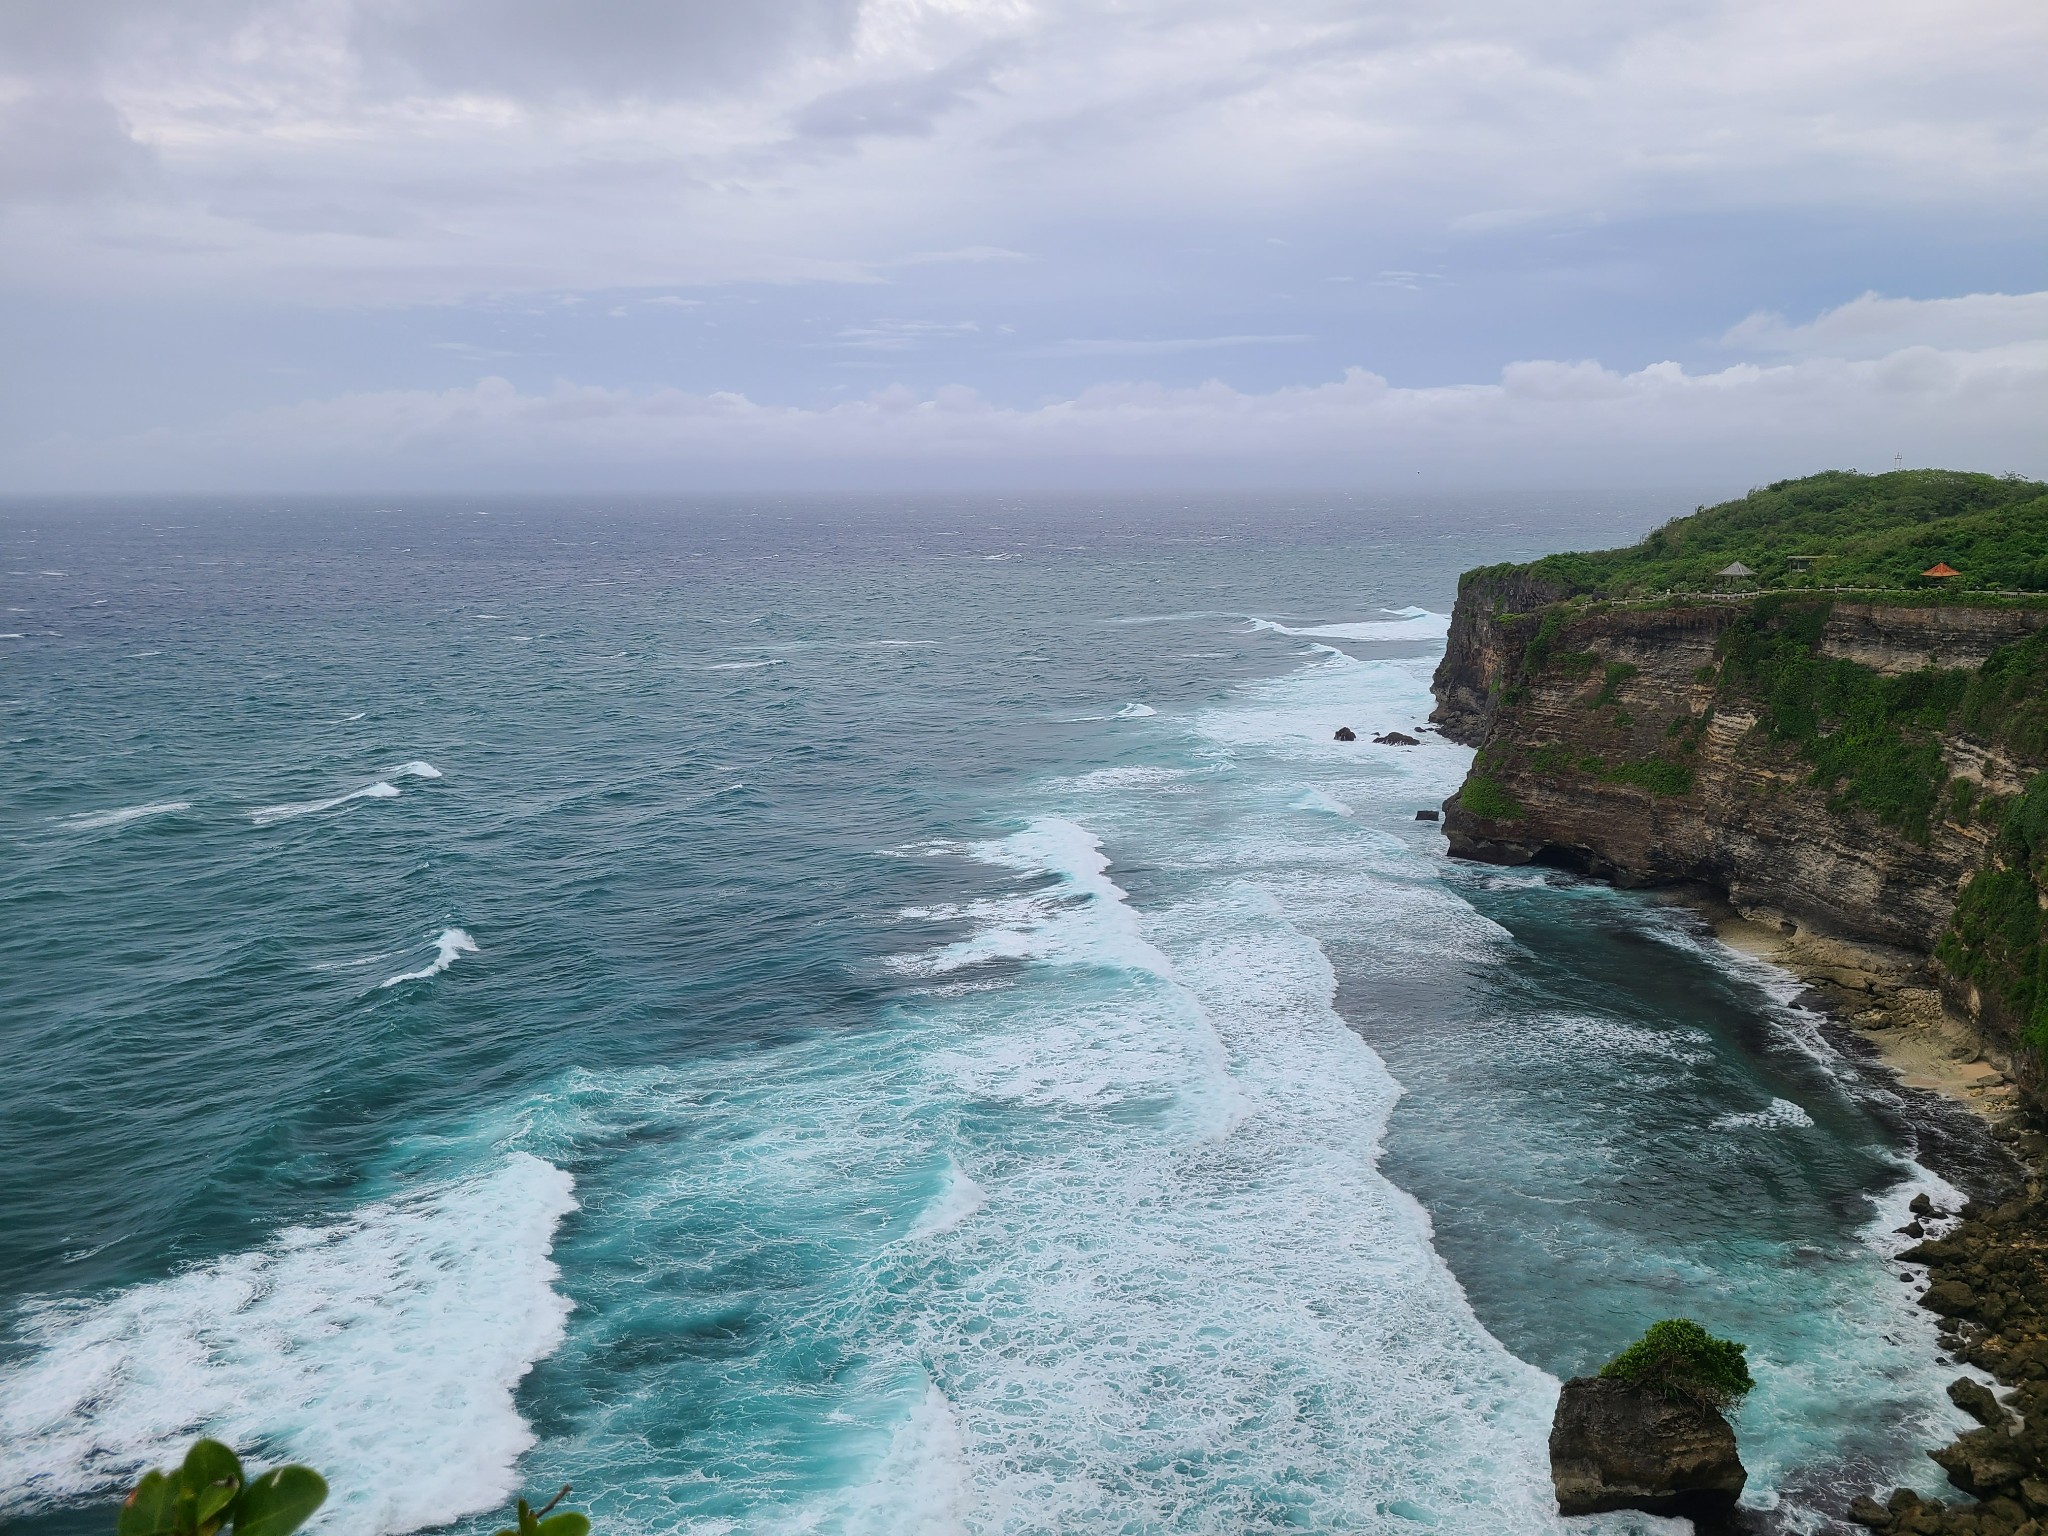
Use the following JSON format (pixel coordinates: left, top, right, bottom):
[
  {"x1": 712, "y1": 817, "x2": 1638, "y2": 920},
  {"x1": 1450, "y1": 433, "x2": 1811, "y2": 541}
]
[{"x1": 1549, "y1": 1377, "x2": 1747, "y2": 1518}]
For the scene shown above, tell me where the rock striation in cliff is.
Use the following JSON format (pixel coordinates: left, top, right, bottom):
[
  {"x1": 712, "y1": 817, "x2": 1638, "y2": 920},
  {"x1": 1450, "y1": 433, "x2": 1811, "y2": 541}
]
[
  {"x1": 1429, "y1": 470, "x2": 2048, "y2": 1088},
  {"x1": 1433, "y1": 588, "x2": 2045, "y2": 947}
]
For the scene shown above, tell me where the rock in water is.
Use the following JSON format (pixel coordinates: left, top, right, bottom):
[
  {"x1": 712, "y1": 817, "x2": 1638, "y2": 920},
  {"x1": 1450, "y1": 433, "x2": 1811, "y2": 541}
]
[
  {"x1": 1334, "y1": 726, "x2": 1357, "y2": 741},
  {"x1": 1549, "y1": 1377, "x2": 1747, "y2": 1517}
]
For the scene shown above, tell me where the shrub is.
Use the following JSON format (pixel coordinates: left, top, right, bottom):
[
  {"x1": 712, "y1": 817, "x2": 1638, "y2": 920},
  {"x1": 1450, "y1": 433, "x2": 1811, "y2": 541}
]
[
  {"x1": 1589, "y1": 661, "x2": 1640, "y2": 709},
  {"x1": 1599, "y1": 1319, "x2": 1755, "y2": 1409},
  {"x1": 1460, "y1": 774, "x2": 1524, "y2": 820},
  {"x1": 1606, "y1": 758, "x2": 1695, "y2": 797},
  {"x1": 119, "y1": 1442, "x2": 325, "y2": 1536}
]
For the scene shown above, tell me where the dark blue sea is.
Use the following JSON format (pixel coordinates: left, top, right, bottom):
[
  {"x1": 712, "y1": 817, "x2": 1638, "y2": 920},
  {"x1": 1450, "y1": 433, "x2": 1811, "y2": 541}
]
[{"x1": 0, "y1": 496, "x2": 2004, "y2": 1535}]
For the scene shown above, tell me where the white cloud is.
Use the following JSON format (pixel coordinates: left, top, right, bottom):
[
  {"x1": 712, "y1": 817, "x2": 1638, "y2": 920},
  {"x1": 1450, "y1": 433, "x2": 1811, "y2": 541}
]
[
  {"x1": 833, "y1": 318, "x2": 981, "y2": 350},
  {"x1": 19, "y1": 310, "x2": 2044, "y2": 490},
  {"x1": 1721, "y1": 290, "x2": 2048, "y2": 359},
  {"x1": 1026, "y1": 335, "x2": 1313, "y2": 358},
  {"x1": 1, "y1": 0, "x2": 2039, "y2": 304},
  {"x1": 886, "y1": 245, "x2": 1031, "y2": 267}
]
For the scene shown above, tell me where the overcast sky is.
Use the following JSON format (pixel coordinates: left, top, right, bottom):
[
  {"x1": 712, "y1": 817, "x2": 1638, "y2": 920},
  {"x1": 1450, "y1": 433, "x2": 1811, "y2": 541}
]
[{"x1": 2, "y1": 0, "x2": 2044, "y2": 492}]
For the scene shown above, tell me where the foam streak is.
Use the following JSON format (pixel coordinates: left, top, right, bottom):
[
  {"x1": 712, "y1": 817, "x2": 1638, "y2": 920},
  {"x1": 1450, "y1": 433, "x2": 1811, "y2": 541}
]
[{"x1": 0, "y1": 1155, "x2": 576, "y2": 1536}]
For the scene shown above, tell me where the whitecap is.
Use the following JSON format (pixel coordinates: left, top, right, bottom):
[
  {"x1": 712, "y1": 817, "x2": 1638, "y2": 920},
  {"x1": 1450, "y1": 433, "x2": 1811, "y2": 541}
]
[
  {"x1": 818, "y1": 1379, "x2": 972, "y2": 1536},
  {"x1": 58, "y1": 801, "x2": 190, "y2": 832},
  {"x1": 250, "y1": 780, "x2": 401, "y2": 826},
  {"x1": 1248, "y1": 610, "x2": 1450, "y2": 642},
  {"x1": 381, "y1": 927, "x2": 479, "y2": 988},
  {"x1": 1712, "y1": 1097, "x2": 1817, "y2": 1131},
  {"x1": 1292, "y1": 786, "x2": 1352, "y2": 816},
  {"x1": 390, "y1": 761, "x2": 441, "y2": 780},
  {"x1": 890, "y1": 818, "x2": 1174, "y2": 982},
  {"x1": 707, "y1": 659, "x2": 785, "y2": 671},
  {"x1": 0, "y1": 1154, "x2": 577, "y2": 1536},
  {"x1": 1112, "y1": 703, "x2": 1156, "y2": 719},
  {"x1": 905, "y1": 1159, "x2": 987, "y2": 1240}
]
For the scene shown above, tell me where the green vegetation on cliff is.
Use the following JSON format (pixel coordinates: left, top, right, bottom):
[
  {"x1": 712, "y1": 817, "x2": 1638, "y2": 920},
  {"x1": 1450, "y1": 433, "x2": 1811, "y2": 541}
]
[
  {"x1": 1469, "y1": 470, "x2": 2048, "y2": 599},
  {"x1": 1717, "y1": 597, "x2": 1967, "y2": 841},
  {"x1": 1449, "y1": 468, "x2": 2048, "y2": 1063},
  {"x1": 1939, "y1": 774, "x2": 2048, "y2": 1047},
  {"x1": 1459, "y1": 772, "x2": 1524, "y2": 820}
]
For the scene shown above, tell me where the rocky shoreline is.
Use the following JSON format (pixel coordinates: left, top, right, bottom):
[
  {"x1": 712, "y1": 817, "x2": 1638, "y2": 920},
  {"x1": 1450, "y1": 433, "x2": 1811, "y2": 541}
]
[
  {"x1": 1696, "y1": 899, "x2": 2026, "y2": 1123},
  {"x1": 1846, "y1": 1158, "x2": 2048, "y2": 1536},
  {"x1": 1655, "y1": 891, "x2": 2048, "y2": 1532},
  {"x1": 1642, "y1": 890, "x2": 2048, "y2": 1533}
]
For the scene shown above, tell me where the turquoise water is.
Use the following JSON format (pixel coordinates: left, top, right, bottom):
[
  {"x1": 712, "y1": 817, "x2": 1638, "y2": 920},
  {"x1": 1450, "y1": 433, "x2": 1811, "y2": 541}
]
[{"x1": 0, "y1": 497, "x2": 2005, "y2": 1535}]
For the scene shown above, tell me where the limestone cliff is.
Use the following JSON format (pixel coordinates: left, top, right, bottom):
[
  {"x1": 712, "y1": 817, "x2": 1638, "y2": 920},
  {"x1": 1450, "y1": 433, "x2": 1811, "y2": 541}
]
[{"x1": 1430, "y1": 581, "x2": 2048, "y2": 1076}]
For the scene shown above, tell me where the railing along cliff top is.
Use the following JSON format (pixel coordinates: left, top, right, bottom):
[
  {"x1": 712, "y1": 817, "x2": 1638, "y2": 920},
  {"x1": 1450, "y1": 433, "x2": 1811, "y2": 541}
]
[{"x1": 1596, "y1": 586, "x2": 2048, "y2": 611}]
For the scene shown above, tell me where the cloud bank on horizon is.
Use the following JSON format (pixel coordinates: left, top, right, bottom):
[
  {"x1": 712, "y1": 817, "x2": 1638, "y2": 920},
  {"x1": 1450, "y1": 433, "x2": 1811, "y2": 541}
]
[{"x1": 1, "y1": 0, "x2": 2043, "y2": 491}]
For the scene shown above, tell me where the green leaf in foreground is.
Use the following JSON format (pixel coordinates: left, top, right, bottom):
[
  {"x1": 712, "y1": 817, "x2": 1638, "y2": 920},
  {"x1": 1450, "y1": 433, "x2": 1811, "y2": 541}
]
[
  {"x1": 230, "y1": 1467, "x2": 329, "y2": 1536},
  {"x1": 118, "y1": 1471, "x2": 182, "y2": 1536}
]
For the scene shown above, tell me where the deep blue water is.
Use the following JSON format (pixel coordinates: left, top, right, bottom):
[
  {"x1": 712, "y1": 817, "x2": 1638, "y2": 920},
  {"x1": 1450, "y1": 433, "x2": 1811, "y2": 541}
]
[{"x1": 0, "y1": 496, "x2": 2005, "y2": 1535}]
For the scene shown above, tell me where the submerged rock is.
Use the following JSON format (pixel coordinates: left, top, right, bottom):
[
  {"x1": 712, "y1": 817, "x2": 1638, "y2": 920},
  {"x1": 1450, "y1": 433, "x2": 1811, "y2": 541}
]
[
  {"x1": 1549, "y1": 1377, "x2": 1747, "y2": 1518},
  {"x1": 1373, "y1": 730, "x2": 1422, "y2": 745}
]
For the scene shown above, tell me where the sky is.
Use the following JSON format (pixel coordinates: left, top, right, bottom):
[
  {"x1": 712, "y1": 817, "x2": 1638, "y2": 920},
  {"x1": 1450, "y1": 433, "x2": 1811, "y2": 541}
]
[{"x1": 1, "y1": 0, "x2": 2044, "y2": 493}]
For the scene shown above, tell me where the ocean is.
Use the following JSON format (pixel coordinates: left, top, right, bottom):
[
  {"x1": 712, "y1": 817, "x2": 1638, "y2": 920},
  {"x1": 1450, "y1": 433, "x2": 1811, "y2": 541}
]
[{"x1": 0, "y1": 495, "x2": 2008, "y2": 1535}]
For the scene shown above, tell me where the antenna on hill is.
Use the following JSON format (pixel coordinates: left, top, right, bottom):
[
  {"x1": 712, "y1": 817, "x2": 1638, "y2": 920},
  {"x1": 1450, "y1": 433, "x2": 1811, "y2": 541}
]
[{"x1": 1893, "y1": 452, "x2": 1904, "y2": 472}]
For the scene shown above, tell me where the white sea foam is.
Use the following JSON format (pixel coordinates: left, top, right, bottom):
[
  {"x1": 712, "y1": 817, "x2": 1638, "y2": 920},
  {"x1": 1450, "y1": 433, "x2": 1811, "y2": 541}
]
[
  {"x1": 1292, "y1": 785, "x2": 1352, "y2": 816},
  {"x1": 251, "y1": 763, "x2": 438, "y2": 825},
  {"x1": 707, "y1": 659, "x2": 785, "y2": 670},
  {"x1": 381, "y1": 928, "x2": 479, "y2": 988},
  {"x1": 905, "y1": 1159, "x2": 986, "y2": 1240},
  {"x1": 1248, "y1": 608, "x2": 1451, "y2": 642},
  {"x1": 0, "y1": 1154, "x2": 577, "y2": 1536},
  {"x1": 885, "y1": 839, "x2": 1576, "y2": 1529},
  {"x1": 890, "y1": 818, "x2": 1174, "y2": 982},
  {"x1": 1043, "y1": 764, "x2": 1191, "y2": 793},
  {"x1": 251, "y1": 781, "x2": 401, "y2": 825},
  {"x1": 1112, "y1": 702, "x2": 1156, "y2": 718},
  {"x1": 1713, "y1": 1097, "x2": 1818, "y2": 1131},
  {"x1": 59, "y1": 801, "x2": 190, "y2": 832}
]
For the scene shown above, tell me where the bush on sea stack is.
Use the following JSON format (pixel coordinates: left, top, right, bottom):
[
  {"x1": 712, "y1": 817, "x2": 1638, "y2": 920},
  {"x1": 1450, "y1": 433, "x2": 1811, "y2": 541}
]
[
  {"x1": 1599, "y1": 1318, "x2": 1757, "y2": 1409},
  {"x1": 1549, "y1": 1320, "x2": 1753, "y2": 1517}
]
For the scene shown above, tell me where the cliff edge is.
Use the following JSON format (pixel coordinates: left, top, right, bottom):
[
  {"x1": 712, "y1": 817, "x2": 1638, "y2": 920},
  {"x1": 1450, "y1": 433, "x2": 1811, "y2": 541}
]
[{"x1": 1430, "y1": 470, "x2": 2048, "y2": 1094}]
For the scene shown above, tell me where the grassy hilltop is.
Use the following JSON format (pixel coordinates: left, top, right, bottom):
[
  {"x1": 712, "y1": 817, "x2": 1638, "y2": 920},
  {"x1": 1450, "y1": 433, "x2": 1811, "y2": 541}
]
[{"x1": 1480, "y1": 470, "x2": 2048, "y2": 598}]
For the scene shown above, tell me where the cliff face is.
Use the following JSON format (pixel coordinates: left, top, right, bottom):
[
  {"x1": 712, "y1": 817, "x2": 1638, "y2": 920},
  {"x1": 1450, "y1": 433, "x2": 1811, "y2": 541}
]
[
  {"x1": 1431, "y1": 590, "x2": 2048, "y2": 1031},
  {"x1": 1430, "y1": 569, "x2": 1569, "y2": 743}
]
